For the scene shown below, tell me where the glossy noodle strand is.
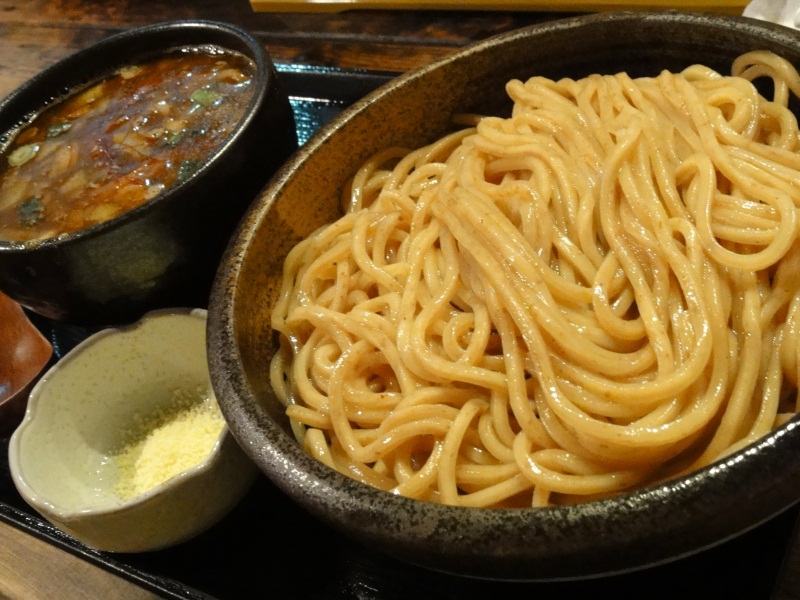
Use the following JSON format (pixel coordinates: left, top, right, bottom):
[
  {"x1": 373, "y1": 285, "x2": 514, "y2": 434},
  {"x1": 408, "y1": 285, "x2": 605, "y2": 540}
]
[{"x1": 270, "y1": 51, "x2": 800, "y2": 508}]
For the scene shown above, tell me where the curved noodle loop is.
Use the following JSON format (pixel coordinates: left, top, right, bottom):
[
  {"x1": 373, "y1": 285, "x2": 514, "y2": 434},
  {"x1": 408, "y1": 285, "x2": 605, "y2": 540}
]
[{"x1": 271, "y1": 51, "x2": 800, "y2": 508}]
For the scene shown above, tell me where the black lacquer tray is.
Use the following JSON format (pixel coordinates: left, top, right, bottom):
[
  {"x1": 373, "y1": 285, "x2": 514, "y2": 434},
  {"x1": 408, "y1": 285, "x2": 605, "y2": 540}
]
[{"x1": 1, "y1": 64, "x2": 798, "y2": 600}]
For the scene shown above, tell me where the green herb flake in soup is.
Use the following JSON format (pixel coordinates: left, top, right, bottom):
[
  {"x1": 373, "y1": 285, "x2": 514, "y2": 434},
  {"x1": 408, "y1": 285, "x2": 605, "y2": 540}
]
[{"x1": 0, "y1": 46, "x2": 257, "y2": 242}]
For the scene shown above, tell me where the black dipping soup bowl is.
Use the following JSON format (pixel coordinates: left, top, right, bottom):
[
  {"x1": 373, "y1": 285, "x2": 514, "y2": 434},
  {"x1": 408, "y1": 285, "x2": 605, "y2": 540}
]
[
  {"x1": 208, "y1": 11, "x2": 800, "y2": 581},
  {"x1": 0, "y1": 20, "x2": 297, "y2": 326}
]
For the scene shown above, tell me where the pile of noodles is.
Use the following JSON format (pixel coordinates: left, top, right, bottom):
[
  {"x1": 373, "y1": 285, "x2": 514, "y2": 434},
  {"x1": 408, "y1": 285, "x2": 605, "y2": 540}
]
[{"x1": 270, "y1": 50, "x2": 800, "y2": 508}]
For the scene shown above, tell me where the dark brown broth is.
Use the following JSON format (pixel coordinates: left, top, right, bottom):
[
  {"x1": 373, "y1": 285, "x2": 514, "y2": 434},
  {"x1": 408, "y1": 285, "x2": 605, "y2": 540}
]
[{"x1": 0, "y1": 46, "x2": 256, "y2": 242}]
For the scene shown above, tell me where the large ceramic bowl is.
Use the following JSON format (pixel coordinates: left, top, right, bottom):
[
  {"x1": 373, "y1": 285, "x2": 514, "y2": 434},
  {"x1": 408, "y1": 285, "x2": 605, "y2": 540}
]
[
  {"x1": 207, "y1": 11, "x2": 800, "y2": 580},
  {"x1": 0, "y1": 20, "x2": 297, "y2": 327}
]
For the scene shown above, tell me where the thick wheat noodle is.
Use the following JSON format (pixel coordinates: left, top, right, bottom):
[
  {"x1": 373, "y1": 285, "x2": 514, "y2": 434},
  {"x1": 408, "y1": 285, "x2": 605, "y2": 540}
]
[{"x1": 270, "y1": 50, "x2": 800, "y2": 508}]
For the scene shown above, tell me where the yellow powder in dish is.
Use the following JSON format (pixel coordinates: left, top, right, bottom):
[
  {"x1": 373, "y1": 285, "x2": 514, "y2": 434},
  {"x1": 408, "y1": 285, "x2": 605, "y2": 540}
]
[{"x1": 112, "y1": 388, "x2": 226, "y2": 500}]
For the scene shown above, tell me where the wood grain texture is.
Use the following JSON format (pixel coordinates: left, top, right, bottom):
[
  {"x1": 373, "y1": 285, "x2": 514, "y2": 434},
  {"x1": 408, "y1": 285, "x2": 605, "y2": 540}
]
[
  {"x1": 0, "y1": 0, "x2": 568, "y2": 97},
  {"x1": 249, "y1": 0, "x2": 749, "y2": 13},
  {"x1": 0, "y1": 521, "x2": 159, "y2": 599}
]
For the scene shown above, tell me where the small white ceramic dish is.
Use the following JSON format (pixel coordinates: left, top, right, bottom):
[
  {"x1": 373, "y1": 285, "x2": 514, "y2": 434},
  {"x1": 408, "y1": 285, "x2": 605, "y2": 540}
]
[{"x1": 9, "y1": 308, "x2": 257, "y2": 553}]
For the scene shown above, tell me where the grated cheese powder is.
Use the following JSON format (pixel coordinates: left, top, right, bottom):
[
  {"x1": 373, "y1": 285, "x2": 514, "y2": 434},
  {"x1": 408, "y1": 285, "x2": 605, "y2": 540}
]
[{"x1": 112, "y1": 388, "x2": 226, "y2": 500}]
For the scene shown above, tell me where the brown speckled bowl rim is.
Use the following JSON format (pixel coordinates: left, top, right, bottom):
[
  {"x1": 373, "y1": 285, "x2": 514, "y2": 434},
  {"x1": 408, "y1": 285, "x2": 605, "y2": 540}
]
[{"x1": 209, "y1": 10, "x2": 800, "y2": 581}]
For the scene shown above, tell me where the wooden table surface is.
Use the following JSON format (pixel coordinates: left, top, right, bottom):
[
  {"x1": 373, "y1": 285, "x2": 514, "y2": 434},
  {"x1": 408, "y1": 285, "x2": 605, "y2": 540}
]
[
  {"x1": 1, "y1": 1, "x2": 799, "y2": 599},
  {"x1": 0, "y1": 0, "x2": 572, "y2": 98}
]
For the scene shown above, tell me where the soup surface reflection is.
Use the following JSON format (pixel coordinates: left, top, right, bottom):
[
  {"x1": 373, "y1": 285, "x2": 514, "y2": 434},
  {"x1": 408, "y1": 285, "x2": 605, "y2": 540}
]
[{"x1": 0, "y1": 46, "x2": 256, "y2": 242}]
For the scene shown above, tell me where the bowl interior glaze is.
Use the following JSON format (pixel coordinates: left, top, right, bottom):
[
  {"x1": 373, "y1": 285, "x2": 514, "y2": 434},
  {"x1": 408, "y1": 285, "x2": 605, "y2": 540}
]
[{"x1": 208, "y1": 11, "x2": 800, "y2": 580}]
